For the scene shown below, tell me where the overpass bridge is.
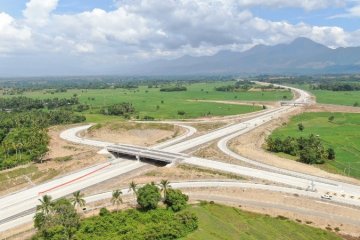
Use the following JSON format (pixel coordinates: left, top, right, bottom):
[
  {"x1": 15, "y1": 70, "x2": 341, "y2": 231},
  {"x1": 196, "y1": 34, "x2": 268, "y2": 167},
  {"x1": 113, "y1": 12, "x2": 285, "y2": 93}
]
[
  {"x1": 107, "y1": 144, "x2": 188, "y2": 165},
  {"x1": 280, "y1": 101, "x2": 307, "y2": 106}
]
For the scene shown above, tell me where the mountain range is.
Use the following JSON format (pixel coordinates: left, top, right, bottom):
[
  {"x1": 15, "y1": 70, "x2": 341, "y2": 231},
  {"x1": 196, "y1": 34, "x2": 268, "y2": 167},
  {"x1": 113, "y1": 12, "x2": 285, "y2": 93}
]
[{"x1": 137, "y1": 37, "x2": 360, "y2": 75}]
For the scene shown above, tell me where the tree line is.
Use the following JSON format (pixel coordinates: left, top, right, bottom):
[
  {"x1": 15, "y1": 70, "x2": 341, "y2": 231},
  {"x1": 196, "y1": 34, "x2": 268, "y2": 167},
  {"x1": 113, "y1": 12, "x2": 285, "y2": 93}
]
[
  {"x1": 0, "y1": 75, "x2": 234, "y2": 91},
  {"x1": 0, "y1": 96, "x2": 79, "y2": 112},
  {"x1": 159, "y1": 86, "x2": 187, "y2": 92},
  {"x1": 215, "y1": 80, "x2": 255, "y2": 92},
  {"x1": 311, "y1": 82, "x2": 360, "y2": 91},
  {"x1": 266, "y1": 134, "x2": 335, "y2": 164},
  {"x1": 32, "y1": 180, "x2": 197, "y2": 240}
]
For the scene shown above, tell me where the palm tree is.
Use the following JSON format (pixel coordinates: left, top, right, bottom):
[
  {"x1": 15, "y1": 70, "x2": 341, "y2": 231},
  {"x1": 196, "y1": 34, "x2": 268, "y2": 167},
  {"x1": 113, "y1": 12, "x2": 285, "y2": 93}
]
[
  {"x1": 37, "y1": 195, "x2": 53, "y2": 215},
  {"x1": 111, "y1": 190, "x2": 123, "y2": 212},
  {"x1": 129, "y1": 181, "x2": 138, "y2": 196},
  {"x1": 160, "y1": 179, "x2": 171, "y2": 200},
  {"x1": 71, "y1": 191, "x2": 86, "y2": 210}
]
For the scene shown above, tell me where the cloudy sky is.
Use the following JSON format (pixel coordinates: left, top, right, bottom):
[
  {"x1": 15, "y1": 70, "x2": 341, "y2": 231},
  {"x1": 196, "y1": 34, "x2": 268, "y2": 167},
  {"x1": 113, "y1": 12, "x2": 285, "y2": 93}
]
[{"x1": 0, "y1": 0, "x2": 360, "y2": 76}]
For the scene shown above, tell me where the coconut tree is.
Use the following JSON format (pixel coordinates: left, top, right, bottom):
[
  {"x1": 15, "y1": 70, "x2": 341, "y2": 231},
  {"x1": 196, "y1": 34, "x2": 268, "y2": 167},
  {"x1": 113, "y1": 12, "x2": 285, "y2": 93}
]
[
  {"x1": 111, "y1": 190, "x2": 123, "y2": 212},
  {"x1": 129, "y1": 181, "x2": 138, "y2": 196},
  {"x1": 71, "y1": 191, "x2": 86, "y2": 210},
  {"x1": 37, "y1": 195, "x2": 53, "y2": 215},
  {"x1": 160, "y1": 179, "x2": 171, "y2": 200}
]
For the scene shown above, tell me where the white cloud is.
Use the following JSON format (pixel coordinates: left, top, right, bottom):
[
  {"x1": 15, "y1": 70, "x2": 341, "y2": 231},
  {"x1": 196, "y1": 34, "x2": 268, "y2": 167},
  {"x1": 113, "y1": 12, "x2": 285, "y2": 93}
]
[
  {"x1": 0, "y1": 0, "x2": 359, "y2": 73},
  {"x1": 236, "y1": 0, "x2": 344, "y2": 11},
  {"x1": 23, "y1": 0, "x2": 58, "y2": 26},
  {"x1": 0, "y1": 12, "x2": 32, "y2": 53}
]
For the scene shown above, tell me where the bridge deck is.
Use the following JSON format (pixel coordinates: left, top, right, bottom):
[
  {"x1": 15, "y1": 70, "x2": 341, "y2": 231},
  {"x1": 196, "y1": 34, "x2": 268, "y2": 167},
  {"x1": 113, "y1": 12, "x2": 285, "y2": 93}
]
[{"x1": 107, "y1": 145, "x2": 187, "y2": 164}]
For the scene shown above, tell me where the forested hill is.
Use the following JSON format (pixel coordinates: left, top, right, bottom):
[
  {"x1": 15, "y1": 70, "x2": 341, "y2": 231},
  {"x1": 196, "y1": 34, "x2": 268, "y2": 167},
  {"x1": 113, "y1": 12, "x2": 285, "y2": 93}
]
[{"x1": 136, "y1": 38, "x2": 360, "y2": 75}]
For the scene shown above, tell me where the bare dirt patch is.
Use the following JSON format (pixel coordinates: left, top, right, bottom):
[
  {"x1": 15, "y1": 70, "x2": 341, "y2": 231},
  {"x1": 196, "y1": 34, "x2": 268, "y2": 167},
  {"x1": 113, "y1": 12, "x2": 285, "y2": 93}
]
[
  {"x1": 82, "y1": 122, "x2": 183, "y2": 147},
  {"x1": 188, "y1": 122, "x2": 228, "y2": 134},
  {"x1": 306, "y1": 103, "x2": 360, "y2": 113},
  {"x1": 191, "y1": 142, "x2": 243, "y2": 164}
]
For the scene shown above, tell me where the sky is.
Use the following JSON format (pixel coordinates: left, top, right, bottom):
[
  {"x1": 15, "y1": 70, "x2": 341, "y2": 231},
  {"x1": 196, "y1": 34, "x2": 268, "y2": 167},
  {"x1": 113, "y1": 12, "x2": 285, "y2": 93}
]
[{"x1": 0, "y1": 0, "x2": 360, "y2": 76}]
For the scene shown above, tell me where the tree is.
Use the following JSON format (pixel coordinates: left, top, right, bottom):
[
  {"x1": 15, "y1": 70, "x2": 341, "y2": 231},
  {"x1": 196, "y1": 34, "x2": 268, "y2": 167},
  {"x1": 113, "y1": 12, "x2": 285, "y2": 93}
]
[
  {"x1": 111, "y1": 190, "x2": 123, "y2": 212},
  {"x1": 37, "y1": 195, "x2": 53, "y2": 215},
  {"x1": 282, "y1": 136, "x2": 297, "y2": 156},
  {"x1": 33, "y1": 198, "x2": 80, "y2": 240},
  {"x1": 299, "y1": 147, "x2": 318, "y2": 164},
  {"x1": 298, "y1": 123, "x2": 304, "y2": 131},
  {"x1": 71, "y1": 191, "x2": 86, "y2": 210},
  {"x1": 159, "y1": 179, "x2": 171, "y2": 200},
  {"x1": 327, "y1": 147, "x2": 336, "y2": 160},
  {"x1": 136, "y1": 183, "x2": 161, "y2": 210},
  {"x1": 328, "y1": 115, "x2": 335, "y2": 122},
  {"x1": 129, "y1": 181, "x2": 138, "y2": 196},
  {"x1": 165, "y1": 189, "x2": 189, "y2": 212}
]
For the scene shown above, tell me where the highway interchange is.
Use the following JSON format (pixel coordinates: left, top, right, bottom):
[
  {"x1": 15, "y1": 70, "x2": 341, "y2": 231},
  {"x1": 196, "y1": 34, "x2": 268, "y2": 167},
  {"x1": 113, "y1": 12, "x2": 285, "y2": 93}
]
[{"x1": 1, "y1": 84, "x2": 360, "y2": 235}]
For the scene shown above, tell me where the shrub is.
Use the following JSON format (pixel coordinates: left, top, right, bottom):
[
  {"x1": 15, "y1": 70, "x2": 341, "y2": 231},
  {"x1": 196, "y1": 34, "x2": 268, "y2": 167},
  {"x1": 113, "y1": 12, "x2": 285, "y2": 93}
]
[
  {"x1": 99, "y1": 208, "x2": 110, "y2": 216},
  {"x1": 327, "y1": 147, "x2": 336, "y2": 160},
  {"x1": 137, "y1": 183, "x2": 161, "y2": 210},
  {"x1": 177, "y1": 110, "x2": 186, "y2": 116},
  {"x1": 143, "y1": 115, "x2": 155, "y2": 121},
  {"x1": 165, "y1": 189, "x2": 189, "y2": 212}
]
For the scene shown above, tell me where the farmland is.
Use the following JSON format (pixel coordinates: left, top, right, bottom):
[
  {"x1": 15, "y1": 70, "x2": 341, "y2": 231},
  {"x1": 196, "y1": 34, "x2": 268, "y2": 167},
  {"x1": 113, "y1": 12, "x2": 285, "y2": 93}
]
[
  {"x1": 288, "y1": 84, "x2": 360, "y2": 107},
  {"x1": 185, "y1": 203, "x2": 340, "y2": 240},
  {"x1": 6, "y1": 81, "x2": 292, "y2": 121},
  {"x1": 270, "y1": 112, "x2": 360, "y2": 179}
]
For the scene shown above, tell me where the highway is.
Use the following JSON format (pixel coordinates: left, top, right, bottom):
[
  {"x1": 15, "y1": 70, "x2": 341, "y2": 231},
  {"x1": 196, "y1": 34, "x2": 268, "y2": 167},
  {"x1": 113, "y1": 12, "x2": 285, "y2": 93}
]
[
  {"x1": 2, "y1": 180, "x2": 360, "y2": 233},
  {"x1": 1, "y1": 83, "x2": 360, "y2": 234}
]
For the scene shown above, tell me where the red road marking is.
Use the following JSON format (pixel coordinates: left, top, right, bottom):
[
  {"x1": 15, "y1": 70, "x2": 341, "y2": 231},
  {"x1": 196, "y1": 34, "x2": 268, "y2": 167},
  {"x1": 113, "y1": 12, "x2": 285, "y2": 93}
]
[{"x1": 38, "y1": 163, "x2": 112, "y2": 195}]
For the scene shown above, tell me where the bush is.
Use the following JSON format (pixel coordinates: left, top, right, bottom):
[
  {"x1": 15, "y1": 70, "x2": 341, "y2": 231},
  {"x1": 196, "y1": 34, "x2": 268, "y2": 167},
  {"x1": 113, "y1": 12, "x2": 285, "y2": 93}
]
[
  {"x1": 137, "y1": 183, "x2": 161, "y2": 210},
  {"x1": 177, "y1": 110, "x2": 186, "y2": 116},
  {"x1": 327, "y1": 147, "x2": 336, "y2": 160},
  {"x1": 99, "y1": 208, "x2": 110, "y2": 216},
  {"x1": 143, "y1": 115, "x2": 155, "y2": 121},
  {"x1": 165, "y1": 189, "x2": 189, "y2": 212}
]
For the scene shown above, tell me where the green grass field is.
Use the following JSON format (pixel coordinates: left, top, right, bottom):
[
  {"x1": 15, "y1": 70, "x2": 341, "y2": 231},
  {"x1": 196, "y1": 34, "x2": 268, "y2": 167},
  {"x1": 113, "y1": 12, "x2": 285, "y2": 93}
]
[
  {"x1": 290, "y1": 84, "x2": 360, "y2": 106},
  {"x1": 184, "y1": 203, "x2": 340, "y2": 240},
  {"x1": 270, "y1": 112, "x2": 360, "y2": 179},
  {"x1": 9, "y1": 81, "x2": 292, "y2": 121}
]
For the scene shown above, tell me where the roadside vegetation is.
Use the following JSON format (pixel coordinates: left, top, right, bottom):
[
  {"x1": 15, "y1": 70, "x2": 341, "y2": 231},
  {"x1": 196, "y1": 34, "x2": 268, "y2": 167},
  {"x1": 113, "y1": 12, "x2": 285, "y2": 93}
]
[
  {"x1": 31, "y1": 180, "x2": 340, "y2": 240},
  {"x1": 269, "y1": 112, "x2": 360, "y2": 178},
  {"x1": 32, "y1": 181, "x2": 197, "y2": 240},
  {"x1": 266, "y1": 134, "x2": 335, "y2": 164}
]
